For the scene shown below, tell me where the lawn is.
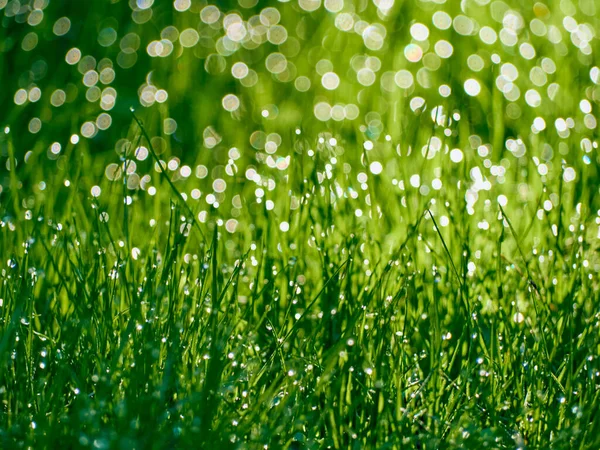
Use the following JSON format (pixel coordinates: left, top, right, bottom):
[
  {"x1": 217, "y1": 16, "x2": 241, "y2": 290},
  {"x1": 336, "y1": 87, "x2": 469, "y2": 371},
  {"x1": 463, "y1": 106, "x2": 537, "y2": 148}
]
[{"x1": 1, "y1": 0, "x2": 600, "y2": 448}]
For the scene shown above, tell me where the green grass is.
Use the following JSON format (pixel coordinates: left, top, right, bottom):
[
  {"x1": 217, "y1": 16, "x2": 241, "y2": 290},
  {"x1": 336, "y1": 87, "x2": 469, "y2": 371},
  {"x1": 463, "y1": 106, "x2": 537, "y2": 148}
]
[{"x1": 1, "y1": 0, "x2": 600, "y2": 448}]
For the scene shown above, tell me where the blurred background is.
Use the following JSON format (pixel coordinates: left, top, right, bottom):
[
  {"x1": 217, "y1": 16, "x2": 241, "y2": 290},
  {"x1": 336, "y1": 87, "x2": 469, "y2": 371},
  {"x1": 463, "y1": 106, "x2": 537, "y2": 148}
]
[{"x1": 0, "y1": 0, "x2": 598, "y2": 239}]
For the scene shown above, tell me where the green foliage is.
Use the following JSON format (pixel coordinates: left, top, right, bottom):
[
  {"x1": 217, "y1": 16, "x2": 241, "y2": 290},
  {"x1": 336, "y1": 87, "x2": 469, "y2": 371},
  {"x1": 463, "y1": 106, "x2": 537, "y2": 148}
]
[{"x1": 1, "y1": 0, "x2": 600, "y2": 448}]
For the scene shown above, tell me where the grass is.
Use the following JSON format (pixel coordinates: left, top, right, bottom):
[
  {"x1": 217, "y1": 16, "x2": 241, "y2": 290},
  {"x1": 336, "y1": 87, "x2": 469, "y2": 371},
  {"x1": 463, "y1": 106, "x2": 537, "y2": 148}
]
[{"x1": 1, "y1": 0, "x2": 600, "y2": 448}]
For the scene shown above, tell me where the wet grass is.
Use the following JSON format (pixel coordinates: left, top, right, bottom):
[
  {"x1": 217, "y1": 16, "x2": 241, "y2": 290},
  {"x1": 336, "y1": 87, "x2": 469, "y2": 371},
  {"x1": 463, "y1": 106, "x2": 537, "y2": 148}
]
[
  {"x1": 1, "y1": 111, "x2": 599, "y2": 448},
  {"x1": 1, "y1": 0, "x2": 600, "y2": 448}
]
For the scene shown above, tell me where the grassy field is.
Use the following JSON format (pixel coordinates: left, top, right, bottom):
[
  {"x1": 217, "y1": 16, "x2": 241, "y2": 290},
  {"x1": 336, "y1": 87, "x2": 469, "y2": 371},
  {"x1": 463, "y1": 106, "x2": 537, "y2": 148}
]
[{"x1": 1, "y1": 0, "x2": 600, "y2": 448}]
